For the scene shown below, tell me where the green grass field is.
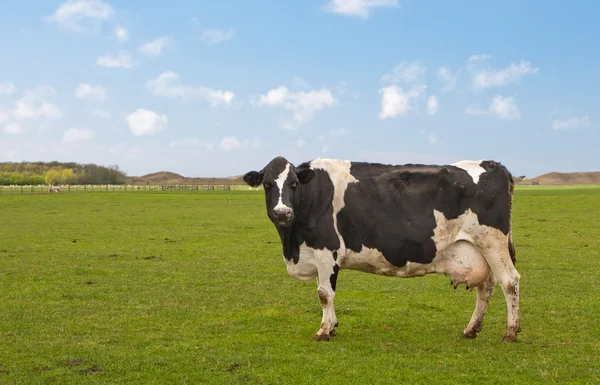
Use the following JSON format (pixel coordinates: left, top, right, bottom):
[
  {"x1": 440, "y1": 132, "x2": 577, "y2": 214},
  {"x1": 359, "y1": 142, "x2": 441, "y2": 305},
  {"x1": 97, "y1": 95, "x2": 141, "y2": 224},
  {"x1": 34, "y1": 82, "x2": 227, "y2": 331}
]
[{"x1": 1, "y1": 187, "x2": 599, "y2": 384}]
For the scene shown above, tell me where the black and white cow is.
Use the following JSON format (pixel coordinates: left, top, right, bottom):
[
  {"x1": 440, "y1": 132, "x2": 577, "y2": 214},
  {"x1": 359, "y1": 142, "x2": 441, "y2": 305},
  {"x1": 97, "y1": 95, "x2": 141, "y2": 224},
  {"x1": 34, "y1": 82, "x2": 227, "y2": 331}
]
[{"x1": 244, "y1": 156, "x2": 521, "y2": 342}]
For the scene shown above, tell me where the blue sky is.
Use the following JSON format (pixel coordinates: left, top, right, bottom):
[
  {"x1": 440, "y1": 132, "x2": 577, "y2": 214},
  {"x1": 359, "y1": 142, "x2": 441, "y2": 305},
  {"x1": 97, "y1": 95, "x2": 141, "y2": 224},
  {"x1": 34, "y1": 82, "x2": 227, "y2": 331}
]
[{"x1": 0, "y1": 0, "x2": 598, "y2": 177}]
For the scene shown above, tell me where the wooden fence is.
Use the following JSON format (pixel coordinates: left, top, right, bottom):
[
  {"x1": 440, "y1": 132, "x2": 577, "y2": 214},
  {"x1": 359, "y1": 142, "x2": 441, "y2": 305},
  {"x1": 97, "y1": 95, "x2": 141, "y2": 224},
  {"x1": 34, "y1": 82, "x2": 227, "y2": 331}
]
[{"x1": 0, "y1": 184, "x2": 245, "y2": 195}]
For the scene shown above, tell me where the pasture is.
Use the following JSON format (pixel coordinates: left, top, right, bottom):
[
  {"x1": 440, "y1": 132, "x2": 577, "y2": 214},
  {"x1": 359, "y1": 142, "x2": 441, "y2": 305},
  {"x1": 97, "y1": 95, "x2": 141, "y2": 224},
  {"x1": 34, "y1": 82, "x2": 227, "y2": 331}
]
[{"x1": 0, "y1": 187, "x2": 599, "y2": 384}]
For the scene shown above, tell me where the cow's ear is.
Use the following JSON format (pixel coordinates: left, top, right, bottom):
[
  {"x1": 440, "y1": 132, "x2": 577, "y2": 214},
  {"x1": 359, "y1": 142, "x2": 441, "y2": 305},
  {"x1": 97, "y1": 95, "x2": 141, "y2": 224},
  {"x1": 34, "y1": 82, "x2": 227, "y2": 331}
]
[
  {"x1": 243, "y1": 171, "x2": 263, "y2": 187},
  {"x1": 297, "y1": 168, "x2": 316, "y2": 184}
]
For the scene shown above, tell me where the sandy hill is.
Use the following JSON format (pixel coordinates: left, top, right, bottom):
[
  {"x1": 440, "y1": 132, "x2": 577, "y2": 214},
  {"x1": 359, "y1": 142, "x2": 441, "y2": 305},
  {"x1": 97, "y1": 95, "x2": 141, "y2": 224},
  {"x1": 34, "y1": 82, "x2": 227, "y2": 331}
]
[
  {"x1": 523, "y1": 171, "x2": 600, "y2": 185},
  {"x1": 126, "y1": 172, "x2": 244, "y2": 185}
]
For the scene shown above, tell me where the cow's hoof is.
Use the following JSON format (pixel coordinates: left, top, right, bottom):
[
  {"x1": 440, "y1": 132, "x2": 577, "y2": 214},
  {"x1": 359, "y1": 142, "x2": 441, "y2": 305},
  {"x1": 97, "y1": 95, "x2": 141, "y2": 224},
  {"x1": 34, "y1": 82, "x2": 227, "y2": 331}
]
[
  {"x1": 329, "y1": 329, "x2": 337, "y2": 337},
  {"x1": 313, "y1": 334, "x2": 330, "y2": 342},
  {"x1": 501, "y1": 333, "x2": 517, "y2": 343},
  {"x1": 462, "y1": 330, "x2": 477, "y2": 339}
]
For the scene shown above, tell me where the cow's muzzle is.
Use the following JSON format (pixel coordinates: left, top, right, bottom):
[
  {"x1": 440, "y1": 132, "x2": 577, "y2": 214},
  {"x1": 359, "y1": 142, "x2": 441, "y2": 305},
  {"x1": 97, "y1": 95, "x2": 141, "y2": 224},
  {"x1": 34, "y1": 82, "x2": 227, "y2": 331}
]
[{"x1": 273, "y1": 207, "x2": 293, "y2": 226}]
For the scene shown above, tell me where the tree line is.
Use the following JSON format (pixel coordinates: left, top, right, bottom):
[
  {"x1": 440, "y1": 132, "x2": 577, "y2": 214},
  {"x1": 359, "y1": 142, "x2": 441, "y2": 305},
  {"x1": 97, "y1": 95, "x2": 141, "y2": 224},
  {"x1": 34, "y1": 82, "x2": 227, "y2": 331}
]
[{"x1": 0, "y1": 162, "x2": 127, "y2": 186}]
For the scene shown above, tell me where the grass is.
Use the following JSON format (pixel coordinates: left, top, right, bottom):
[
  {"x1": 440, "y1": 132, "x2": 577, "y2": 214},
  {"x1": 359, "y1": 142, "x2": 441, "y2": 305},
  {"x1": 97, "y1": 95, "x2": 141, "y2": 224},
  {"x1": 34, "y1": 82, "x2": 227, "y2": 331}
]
[{"x1": 0, "y1": 187, "x2": 599, "y2": 384}]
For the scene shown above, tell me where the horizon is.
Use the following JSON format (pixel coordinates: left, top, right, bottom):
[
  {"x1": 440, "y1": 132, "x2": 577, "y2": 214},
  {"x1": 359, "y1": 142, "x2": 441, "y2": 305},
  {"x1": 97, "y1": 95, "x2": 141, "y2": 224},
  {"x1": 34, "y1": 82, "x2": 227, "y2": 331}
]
[{"x1": 1, "y1": 1, "x2": 598, "y2": 178}]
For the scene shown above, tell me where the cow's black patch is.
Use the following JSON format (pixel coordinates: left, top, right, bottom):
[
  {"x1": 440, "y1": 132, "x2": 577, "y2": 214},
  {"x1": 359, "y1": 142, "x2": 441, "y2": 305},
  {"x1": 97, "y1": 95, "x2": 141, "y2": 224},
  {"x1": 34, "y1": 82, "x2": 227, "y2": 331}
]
[
  {"x1": 332, "y1": 250, "x2": 338, "y2": 261},
  {"x1": 330, "y1": 264, "x2": 339, "y2": 291},
  {"x1": 337, "y1": 160, "x2": 513, "y2": 267}
]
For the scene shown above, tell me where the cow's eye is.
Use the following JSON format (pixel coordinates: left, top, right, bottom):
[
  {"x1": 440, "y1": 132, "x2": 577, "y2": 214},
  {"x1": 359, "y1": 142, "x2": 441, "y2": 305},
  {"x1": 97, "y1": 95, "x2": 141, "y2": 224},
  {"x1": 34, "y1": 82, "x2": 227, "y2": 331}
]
[{"x1": 263, "y1": 182, "x2": 272, "y2": 189}]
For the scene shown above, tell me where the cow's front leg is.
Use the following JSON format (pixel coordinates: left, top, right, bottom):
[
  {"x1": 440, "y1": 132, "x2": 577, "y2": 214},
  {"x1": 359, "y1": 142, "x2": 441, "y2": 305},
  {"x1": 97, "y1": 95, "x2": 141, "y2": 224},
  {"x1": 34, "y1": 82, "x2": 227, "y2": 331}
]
[{"x1": 313, "y1": 256, "x2": 340, "y2": 342}]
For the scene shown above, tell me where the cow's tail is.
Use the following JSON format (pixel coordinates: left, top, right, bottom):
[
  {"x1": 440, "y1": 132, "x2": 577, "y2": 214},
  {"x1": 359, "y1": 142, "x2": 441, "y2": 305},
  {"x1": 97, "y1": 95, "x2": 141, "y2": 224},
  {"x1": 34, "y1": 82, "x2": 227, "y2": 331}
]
[{"x1": 508, "y1": 171, "x2": 516, "y2": 266}]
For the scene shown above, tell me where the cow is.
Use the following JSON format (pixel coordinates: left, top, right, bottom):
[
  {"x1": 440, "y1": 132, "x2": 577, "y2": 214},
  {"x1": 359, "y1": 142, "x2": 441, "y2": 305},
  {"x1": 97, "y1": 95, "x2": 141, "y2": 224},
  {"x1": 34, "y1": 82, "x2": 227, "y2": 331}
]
[{"x1": 243, "y1": 156, "x2": 521, "y2": 342}]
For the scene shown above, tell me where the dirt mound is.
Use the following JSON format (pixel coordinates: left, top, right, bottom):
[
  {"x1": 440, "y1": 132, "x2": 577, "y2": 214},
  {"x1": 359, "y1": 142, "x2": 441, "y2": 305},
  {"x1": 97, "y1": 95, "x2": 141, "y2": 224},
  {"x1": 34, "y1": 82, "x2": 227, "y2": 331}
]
[
  {"x1": 523, "y1": 172, "x2": 600, "y2": 185},
  {"x1": 128, "y1": 171, "x2": 186, "y2": 184},
  {"x1": 126, "y1": 172, "x2": 245, "y2": 185}
]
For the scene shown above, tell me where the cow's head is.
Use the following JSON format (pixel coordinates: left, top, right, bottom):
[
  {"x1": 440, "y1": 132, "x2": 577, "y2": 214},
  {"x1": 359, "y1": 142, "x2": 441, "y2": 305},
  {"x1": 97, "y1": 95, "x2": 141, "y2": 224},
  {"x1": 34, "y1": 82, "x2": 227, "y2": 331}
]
[{"x1": 244, "y1": 156, "x2": 316, "y2": 227}]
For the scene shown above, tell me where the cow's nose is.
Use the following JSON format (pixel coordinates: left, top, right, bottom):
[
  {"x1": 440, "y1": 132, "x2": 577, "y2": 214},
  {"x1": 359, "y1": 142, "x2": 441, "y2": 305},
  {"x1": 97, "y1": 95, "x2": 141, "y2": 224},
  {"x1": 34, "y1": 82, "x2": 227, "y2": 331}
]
[{"x1": 273, "y1": 207, "x2": 293, "y2": 221}]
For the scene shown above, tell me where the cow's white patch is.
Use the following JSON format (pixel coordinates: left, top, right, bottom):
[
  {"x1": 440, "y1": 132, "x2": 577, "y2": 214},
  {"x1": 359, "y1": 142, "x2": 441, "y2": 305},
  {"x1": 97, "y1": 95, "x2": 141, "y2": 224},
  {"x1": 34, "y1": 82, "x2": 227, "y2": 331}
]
[
  {"x1": 452, "y1": 160, "x2": 485, "y2": 184},
  {"x1": 286, "y1": 243, "x2": 339, "y2": 340},
  {"x1": 285, "y1": 243, "x2": 319, "y2": 280},
  {"x1": 273, "y1": 163, "x2": 291, "y2": 211},
  {"x1": 341, "y1": 245, "x2": 434, "y2": 277},
  {"x1": 309, "y1": 158, "x2": 358, "y2": 250}
]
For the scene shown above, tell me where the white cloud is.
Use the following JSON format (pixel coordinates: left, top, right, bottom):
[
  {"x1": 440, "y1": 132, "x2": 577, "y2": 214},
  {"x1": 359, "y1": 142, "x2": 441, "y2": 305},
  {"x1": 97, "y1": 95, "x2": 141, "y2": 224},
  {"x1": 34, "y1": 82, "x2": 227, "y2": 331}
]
[
  {"x1": 75, "y1": 84, "x2": 106, "y2": 101},
  {"x1": 169, "y1": 138, "x2": 214, "y2": 149},
  {"x1": 139, "y1": 37, "x2": 170, "y2": 56},
  {"x1": 201, "y1": 28, "x2": 235, "y2": 45},
  {"x1": 323, "y1": 0, "x2": 399, "y2": 18},
  {"x1": 96, "y1": 51, "x2": 134, "y2": 68},
  {"x1": 551, "y1": 116, "x2": 591, "y2": 130},
  {"x1": 466, "y1": 95, "x2": 521, "y2": 120},
  {"x1": 257, "y1": 86, "x2": 336, "y2": 129},
  {"x1": 92, "y1": 109, "x2": 111, "y2": 118},
  {"x1": 0, "y1": 87, "x2": 62, "y2": 133},
  {"x1": 467, "y1": 54, "x2": 491, "y2": 63},
  {"x1": 295, "y1": 139, "x2": 306, "y2": 148},
  {"x1": 472, "y1": 61, "x2": 539, "y2": 89},
  {"x1": 378, "y1": 85, "x2": 426, "y2": 120},
  {"x1": 63, "y1": 128, "x2": 94, "y2": 142},
  {"x1": 436, "y1": 67, "x2": 460, "y2": 91},
  {"x1": 219, "y1": 136, "x2": 243, "y2": 151},
  {"x1": 381, "y1": 61, "x2": 426, "y2": 84},
  {"x1": 46, "y1": 0, "x2": 114, "y2": 33},
  {"x1": 11, "y1": 87, "x2": 63, "y2": 120},
  {"x1": 13, "y1": 101, "x2": 63, "y2": 120},
  {"x1": 489, "y1": 96, "x2": 521, "y2": 119},
  {"x1": 3, "y1": 122, "x2": 23, "y2": 135},
  {"x1": 147, "y1": 71, "x2": 235, "y2": 106},
  {"x1": 427, "y1": 95, "x2": 438, "y2": 115},
  {"x1": 0, "y1": 82, "x2": 16, "y2": 95},
  {"x1": 126, "y1": 108, "x2": 167, "y2": 136},
  {"x1": 428, "y1": 133, "x2": 439, "y2": 145},
  {"x1": 114, "y1": 26, "x2": 128, "y2": 41},
  {"x1": 258, "y1": 86, "x2": 290, "y2": 107}
]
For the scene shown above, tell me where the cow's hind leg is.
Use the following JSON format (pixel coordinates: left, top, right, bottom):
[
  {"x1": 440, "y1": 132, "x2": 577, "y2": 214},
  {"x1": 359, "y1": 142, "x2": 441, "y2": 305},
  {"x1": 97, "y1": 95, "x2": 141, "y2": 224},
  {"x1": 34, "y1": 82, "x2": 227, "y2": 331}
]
[
  {"x1": 313, "y1": 255, "x2": 339, "y2": 342},
  {"x1": 463, "y1": 273, "x2": 496, "y2": 339},
  {"x1": 476, "y1": 232, "x2": 521, "y2": 342}
]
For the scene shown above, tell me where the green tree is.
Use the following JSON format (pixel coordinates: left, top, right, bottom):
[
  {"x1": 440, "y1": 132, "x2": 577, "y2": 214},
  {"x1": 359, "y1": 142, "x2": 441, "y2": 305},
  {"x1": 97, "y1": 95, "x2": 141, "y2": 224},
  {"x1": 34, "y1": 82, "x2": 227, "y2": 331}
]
[
  {"x1": 45, "y1": 170, "x2": 62, "y2": 185},
  {"x1": 9, "y1": 172, "x2": 25, "y2": 185},
  {"x1": 28, "y1": 174, "x2": 45, "y2": 185},
  {"x1": 62, "y1": 169, "x2": 74, "y2": 184}
]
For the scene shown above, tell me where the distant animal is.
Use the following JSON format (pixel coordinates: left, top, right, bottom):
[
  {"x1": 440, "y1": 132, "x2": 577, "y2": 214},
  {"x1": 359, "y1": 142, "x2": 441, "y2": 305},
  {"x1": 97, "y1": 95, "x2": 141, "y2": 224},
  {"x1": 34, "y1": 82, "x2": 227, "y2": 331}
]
[
  {"x1": 244, "y1": 156, "x2": 521, "y2": 342},
  {"x1": 48, "y1": 185, "x2": 62, "y2": 193}
]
